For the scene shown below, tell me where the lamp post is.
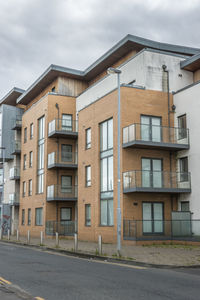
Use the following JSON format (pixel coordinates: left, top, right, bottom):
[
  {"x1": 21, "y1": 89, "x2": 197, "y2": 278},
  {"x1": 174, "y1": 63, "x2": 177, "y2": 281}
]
[{"x1": 107, "y1": 67, "x2": 122, "y2": 255}]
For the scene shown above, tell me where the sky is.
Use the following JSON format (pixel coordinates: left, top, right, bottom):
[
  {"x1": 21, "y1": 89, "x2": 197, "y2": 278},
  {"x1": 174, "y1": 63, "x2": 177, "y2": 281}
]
[{"x1": 0, "y1": 0, "x2": 200, "y2": 99}]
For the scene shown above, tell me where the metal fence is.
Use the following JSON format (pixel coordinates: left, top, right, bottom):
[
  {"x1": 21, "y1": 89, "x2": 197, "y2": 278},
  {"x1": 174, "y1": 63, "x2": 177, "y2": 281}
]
[
  {"x1": 46, "y1": 221, "x2": 76, "y2": 236},
  {"x1": 123, "y1": 219, "x2": 200, "y2": 241}
]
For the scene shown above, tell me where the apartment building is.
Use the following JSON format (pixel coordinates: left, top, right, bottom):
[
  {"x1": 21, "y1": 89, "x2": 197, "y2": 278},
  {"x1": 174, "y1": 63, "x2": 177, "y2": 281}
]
[
  {"x1": 3, "y1": 34, "x2": 200, "y2": 243},
  {"x1": 0, "y1": 87, "x2": 24, "y2": 234}
]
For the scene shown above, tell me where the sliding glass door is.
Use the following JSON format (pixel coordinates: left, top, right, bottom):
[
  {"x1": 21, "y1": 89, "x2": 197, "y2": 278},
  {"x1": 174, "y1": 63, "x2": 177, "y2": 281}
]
[
  {"x1": 143, "y1": 202, "x2": 164, "y2": 234},
  {"x1": 141, "y1": 115, "x2": 161, "y2": 142},
  {"x1": 142, "y1": 158, "x2": 162, "y2": 188}
]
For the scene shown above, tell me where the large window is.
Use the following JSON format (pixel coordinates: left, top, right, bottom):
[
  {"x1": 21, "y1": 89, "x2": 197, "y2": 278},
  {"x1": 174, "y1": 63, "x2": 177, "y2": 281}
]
[
  {"x1": 100, "y1": 118, "x2": 113, "y2": 226},
  {"x1": 35, "y1": 208, "x2": 43, "y2": 226},
  {"x1": 60, "y1": 208, "x2": 72, "y2": 222},
  {"x1": 143, "y1": 202, "x2": 164, "y2": 234},
  {"x1": 86, "y1": 128, "x2": 91, "y2": 149},
  {"x1": 85, "y1": 204, "x2": 91, "y2": 226},
  {"x1": 179, "y1": 157, "x2": 188, "y2": 182},
  {"x1": 61, "y1": 144, "x2": 72, "y2": 162},
  {"x1": 37, "y1": 116, "x2": 45, "y2": 194},
  {"x1": 178, "y1": 114, "x2": 187, "y2": 139},
  {"x1": 141, "y1": 115, "x2": 161, "y2": 142},
  {"x1": 85, "y1": 165, "x2": 91, "y2": 187}
]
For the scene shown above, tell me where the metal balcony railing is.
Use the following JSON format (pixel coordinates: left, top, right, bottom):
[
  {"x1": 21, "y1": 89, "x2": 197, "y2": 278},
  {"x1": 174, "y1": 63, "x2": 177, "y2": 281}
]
[
  {"x1": 123, "y1": 123, "x2": 189, "y2": 150},
  {"x1": 9, "y1": 193, "x2": 19, "y2": 205},
  {"x1": 48, "y1": 151, "x2": 78, "y2": 169},
  {"x1": 11, "y1": 140, "x2": 21, "y2": 155},
  {"x1": 123, "y1": 170, "x2": 191, "y2": 193},
  {"x1": 47, "y1": 184, "x2": 78, "y2": 201},
  {"x1": 46, "y1": 220, "x2": 76, "y2": 236},
  {"x1": 9, "y1": 167, "x2": 20, "y2": 180},
  {"x1": 11, "y1": 116, "x2": 22, "y2": 130},
  {"x1": 48, "y1": 119, "x2": 78, "y2": 138}
]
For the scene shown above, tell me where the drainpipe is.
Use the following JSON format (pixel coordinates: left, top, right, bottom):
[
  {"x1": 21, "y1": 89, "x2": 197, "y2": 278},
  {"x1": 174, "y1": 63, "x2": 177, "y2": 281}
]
[{"x1": 55, "y1": 103, "x2": 59, "y2": 229}]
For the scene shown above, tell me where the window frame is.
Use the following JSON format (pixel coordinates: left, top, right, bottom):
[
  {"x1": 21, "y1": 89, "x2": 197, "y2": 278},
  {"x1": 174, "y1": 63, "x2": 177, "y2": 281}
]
[
  {"x1": 35, "y1": 207, "x2": 43, "y2": 226},
  {"x1": 85, "y1": 165, "x2": 91, "y2": 187},
  {"x1": 30, "y1": 123, "x2": 34, "y2": 139},
  {"x1": 28, "y1": 208, "x2": 31, "y2": 225},
  {"x1": 85, "y1": 204, "x2": 91, "y2": 226},
  {"x1": 178, "y1": 114, "x2": 187, "y2": 139},
  {"x1": 85, "y1": 128, "x2": 91, "y2": 149},
  {"x1": 29, "y1": 151, "x2": 33, "y2": 168},
  {"x1": 60, "y1": 207, "x2": 72, "y2": 222},
  {"x1": 28, "y1": 179, "x2": 32, "y2": 196},
  {"x1": 22, "y1": 209, "x2": 25, "y2": 225},
  {"x1": 22, "y1": 181, "x2": 26, "y2": 197},
  {"x1": 179, "y1": 156, "x2": 189, "y2": 182},
  {"x1": 24, "y1": 127, "x2": 27, "y2": 143},
  {"x1": 23, "y1": 154, "x2": 27, "y2": 170}
]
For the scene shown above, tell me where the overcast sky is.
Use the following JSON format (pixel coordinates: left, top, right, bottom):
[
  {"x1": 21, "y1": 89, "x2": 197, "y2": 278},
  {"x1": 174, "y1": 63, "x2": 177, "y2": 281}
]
[{"x1": 0, "y1": 0, "x2": 200, "y2": 99}]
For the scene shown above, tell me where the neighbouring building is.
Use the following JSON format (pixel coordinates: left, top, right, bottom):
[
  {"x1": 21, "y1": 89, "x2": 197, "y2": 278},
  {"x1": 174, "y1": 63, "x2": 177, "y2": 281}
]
[{"x1": 2, "y1": 34, "x2": 200, "y2": 243}]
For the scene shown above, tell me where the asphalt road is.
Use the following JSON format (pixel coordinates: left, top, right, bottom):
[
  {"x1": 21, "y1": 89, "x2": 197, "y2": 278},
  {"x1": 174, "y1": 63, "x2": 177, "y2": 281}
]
[{"x1": 0, "y1": 242, "x2": 200, "y2": 300}]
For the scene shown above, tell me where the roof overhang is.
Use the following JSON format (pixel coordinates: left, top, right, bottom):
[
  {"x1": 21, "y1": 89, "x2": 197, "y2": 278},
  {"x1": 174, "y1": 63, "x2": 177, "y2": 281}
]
[
  {"x1": 0, "y1": 87, "x2": 25, "y2": 106},
  {"x1": 180, "y1": 52, "x2": 200, "y2": 71},
  {"x1": 17, "y1": 34, "x2": 200, "y2": 105}
]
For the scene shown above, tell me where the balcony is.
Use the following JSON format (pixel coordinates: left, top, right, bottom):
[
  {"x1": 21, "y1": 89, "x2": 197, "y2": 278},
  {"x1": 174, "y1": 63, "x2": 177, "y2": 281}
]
[
  {"x1": 9, "y1": 193, "x2": 19, "y2": 206},
  {"x1": 46, "y1": 184, "x2": 78, "y2": 202},
  {"x1": 48, "y1": 119, "x2": 78, "y2": 139},
  {"x1": 48, "y1": 151, "x2": 78, "y2": 169},
  {"x1": 123, "y1": 123, "x2": 189, "y2": 151},
  {"x1": 11, "y1": 140, "x2": 21, "y2": 155},
  {"x1": 123, "y1": 170, "x2": 191, "y2": 193},
  {"x1": 11, "y1": 116, "x2": 22, "y2": 130},
  {"x1": 9, "y1": 167, "x2": 20, "y2": 180},
  {"x1": 46, "y1": 220, "x2": 76, "y2": 236}
]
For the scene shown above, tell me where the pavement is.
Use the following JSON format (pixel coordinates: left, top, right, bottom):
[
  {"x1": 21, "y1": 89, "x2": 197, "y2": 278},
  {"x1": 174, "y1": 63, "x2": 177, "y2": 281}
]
[
  {"x1": 0, "y1": 242, "x2": 200, "y2": 300},
  {"x1": 2, "y1": 234, "x2": 200, "y2": 267}
]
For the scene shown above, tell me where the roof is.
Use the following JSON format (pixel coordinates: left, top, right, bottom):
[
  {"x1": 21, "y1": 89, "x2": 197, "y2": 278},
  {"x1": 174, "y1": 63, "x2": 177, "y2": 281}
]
[
  {"x1": 17, "y1": 34, "x2": 200, "y2": 105},
  {"x1": 0, "y1": 87, "x2": 25, "y2": 106},
  {"x1": 180, "y1": 52, "x2": 200, "y2": 71}
]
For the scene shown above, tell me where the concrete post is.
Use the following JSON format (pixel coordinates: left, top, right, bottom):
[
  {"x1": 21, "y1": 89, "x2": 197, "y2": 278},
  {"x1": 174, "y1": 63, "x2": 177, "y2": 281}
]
[
  {"x1": 16, "y1": 230, "x2": 19, "y2": 241},
  {"x1": 0, "y1": 229, "x2": 2, "y2": 240},
  {"x1": 98, "y1": 235, "x2": 102, "y2": 255},
  {"x1": 40, "y1": 231, "x2": 43, "y2": 245},
  {"x1": 74, "y1": 233, "x2": 78, "y2": 252},
  {"x1": 55, "y1": 232, "x2": 59, "y2": 247},
  {"x1": 7, "y1": 229, "x2": 10, "y2": 240},
  {"x1": 27, "y1": 230, "x2": 30, "y2": 244}
]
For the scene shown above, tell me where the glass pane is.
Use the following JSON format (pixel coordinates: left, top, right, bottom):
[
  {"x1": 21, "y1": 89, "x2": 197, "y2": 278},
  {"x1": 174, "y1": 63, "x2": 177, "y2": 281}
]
[
  {"x1": 61, "y1": 145, "x2": 72, "y2": 162},
  {"x1": 153, "y1": 203, "x2": 163, "y2": 233},
  {"x1": 108, "y1": 156, "x2": 113, "y2": 191},
  {"x1": 152, "y1": 159, "x2": 162, "y2": 188},
  {"x1": 61, "y1": 208, "x2": 71, "y2": 220},
  {"x1": 101, "y1": 158, "x2": 107, "y2": 192},
  {"x1": 141, "y1": 116, "x2": 150, "y2": 141},
  {"x1": 108, "y1": 119, "x2": 113, "y2": 149},
  {"x1": 142, "y1": 159, "x2": 151, "y2": 187},
  {"x1": 152, "y1": 117, "x2": 161, "y2": 142},
  {"x1": 100, "y1": 122, "x2": 107, "y2": 151},
  {"x1": 108, "y1": 199, "x2": 113, "y2": 225},
  {"x1": 62, "y1": 115, "x2": 72, "y2": 131},
  {"x1": 61, "y1": 176, "x2": 72, "y2": 187},
  {"x1": 101, "y1": 200, "x2": 107, "y2": 225},
  {"x1": 143, "y1": 203, "x2": 152, "y2": 233}
]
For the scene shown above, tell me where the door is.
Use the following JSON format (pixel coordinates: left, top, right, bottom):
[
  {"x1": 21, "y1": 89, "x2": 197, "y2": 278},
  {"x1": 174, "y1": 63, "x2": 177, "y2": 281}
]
[
  {"x1": 61, "y1": 176, "x2": 72, "y2": 194},
  {"x1": 62, "y1": 114, "x2": 72, "y2": 131},
  {"x1": 141, "y1": 116, "x2": 161, "y2": 142},
  {"x1": 143, "y1": 202, "x2": 164, "y2": 234},
  {"x1": 142, "y1": 158, "x2": 162, "y2": 188},
  {"x1": 61, "y1": 145, "x2": 72, "y2": 162}
]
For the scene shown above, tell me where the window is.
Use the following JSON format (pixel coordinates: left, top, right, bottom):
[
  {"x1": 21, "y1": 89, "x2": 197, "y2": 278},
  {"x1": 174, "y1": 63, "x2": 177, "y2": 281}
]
[
  {"x1": 61, "y1": 144, "x2": 72, "y2": 162},
  {"x1": 100, "y1": 118, "x2": 113, "y2": 226},
  {"x1": 181, "y1": 201, "x2": 190, "y2": 212},
  {"x1": 60, "y1": 208, "x2": 72, "y2": 222},
  {"x1": 143, "y1": 202, "x2": 164, "y2": 234},
  {"x1": 28, "y1": 209, "x2": 31, "y2": 225},
  {"x1": 178, "y1": 114, "x2": 187, "y2": 139},
  {"x1": 30, "y1": 123, "x2": 34, "y2": 139},
  {"x1": 86, "y1": 128, "x2": 91, "y2": 149},
  {"x1": 179, "y1": 157, "x2": 188, "y2": 182},
  {"x1": 22, "y1": 209, "x2": 25, "y2": 225},
  {"x1": 62, "y1": 114, "x2": 72, "y2": 131},
  {"x1": 35, "y1": 208, "x2": 43, "y2": 226},
  {"x1": 37, "y1": 174, "x2": 44, "y2": 194},
  {"x1": 142, "y1": 158, "x2": 162, "y2": 188},
  {"x1": 61, "y1": 176, "x2": 72, "y2": 193},
  {"x1": 24, "y1": 127, "x2": 27, "y2": 143},
  {"x1": 28, "y1": 179, "x2": 32, "y2": 196},
  {"x1": 29, "y1": 151, "x2": 33, "y2": 168},
  {"x1": 23, "y1": 154, "x2": 27, "y2": 170},
  {"x1": 51, "y1": 86, "x2": 56, "y2": 93},
  {"x1": 85, "y1": 204, "x2": 91, "y2": 226},
  {"x1": 141, "y1": 115, "x2": 162, "y2": 142},
  {"x1": 22, "y1": 181, "x2": 26, "y2": 197},
  {"x1": 85, "y1": 165, "x2": 91, "y2": 187},
  {"x1": 37, "y1": 116, "x2": 45, "y2": 194},
  {"x1": 38, "y1": 116, "x2": 45, "y2": 140}
]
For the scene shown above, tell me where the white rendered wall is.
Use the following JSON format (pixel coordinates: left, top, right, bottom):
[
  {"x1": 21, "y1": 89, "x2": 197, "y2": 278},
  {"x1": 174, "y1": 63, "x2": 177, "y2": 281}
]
[
  {"x1": 174, "y1": 82, "x2": 200, "y2": 219},
  {"x1": 76, "y1": 49, "x2": 193, "y2": 112}
]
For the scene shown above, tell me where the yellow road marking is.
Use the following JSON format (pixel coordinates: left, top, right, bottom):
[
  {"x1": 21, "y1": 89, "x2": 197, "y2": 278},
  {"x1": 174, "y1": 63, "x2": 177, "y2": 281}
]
[
  {"x1": 35, "y1": 297, "x2": 45, "y2": 300},
  {"x1": 0, "y1": 277, "x2": 11, "y2": 285}
]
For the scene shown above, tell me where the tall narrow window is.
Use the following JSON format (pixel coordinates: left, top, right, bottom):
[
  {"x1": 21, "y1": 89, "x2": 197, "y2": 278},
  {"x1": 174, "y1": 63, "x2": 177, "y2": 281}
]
[
  {"x1": 28, "y1": 209, "x2": 31, "y2": 225},
  {"x1": 85, "y1": 204, "x2": 91, "y2": 226},
  {"x1": 61, "y1": 176, "x2": 72, "y2": 193},
  {"x1": 29, "y1": 151, "x2": 33, "y2": 168},
  {"x1": 28, "y1": 179, "x2": 32, "y2": 196},
  {"x1": 100, "y1": 118, "x2": 113, "y2": 226},
  {"x1": 35, "y1": 208, "x2": 43, "y2": 226},
  {"x1": 22, "y1": 209, "x2": 25, "y2": 225},
  {"x1": 86, "y1": 128, "x2": 91, "y2": 149},
  {"x1": 179, "y1": 157, "x2": 188, "y2": 182},
  {"x1": 85, "y1": 165, "x2": 91, "y2": 187},
  {"x1": 30, "y1": 123, "x2": 34, "y2": 139},
  {"x1": 61, "y1": 144, "x2": 72, "y2": 162},
  {"x1": 37, "y1": 116, "x2": 45, "y2": 194},
  {"x1": 178, "y1": 114, "x2": 187, "y2": 139},
  {"x1": 24, "y1": 127, "x2": 27, "y2": 143},
  {"x1": 22, "y1": 181, "x2": 26, "y2": 197},
  {"x1": 23, "y1": 154, "x2": 27, "y2": 170},
  {"x1": 62, "y1": 114, "x2": 72, "y2": 131}
]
